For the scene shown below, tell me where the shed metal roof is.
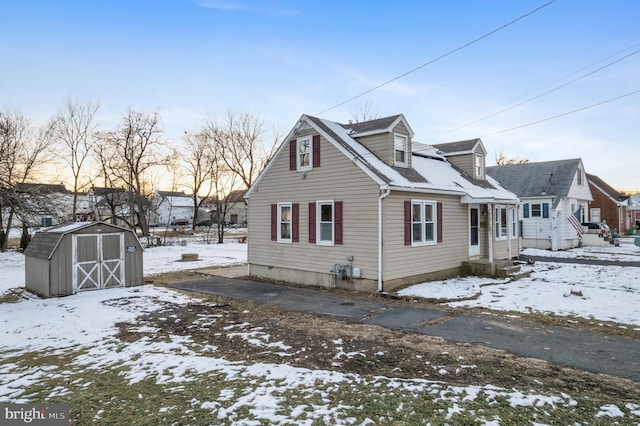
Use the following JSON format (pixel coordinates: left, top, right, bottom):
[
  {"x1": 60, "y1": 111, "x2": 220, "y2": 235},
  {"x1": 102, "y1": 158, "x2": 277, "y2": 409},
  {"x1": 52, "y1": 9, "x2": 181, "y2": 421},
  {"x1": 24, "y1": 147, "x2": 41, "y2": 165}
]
[{"x1": 24, "y1": 221, "x2": 137, "y2": 260}]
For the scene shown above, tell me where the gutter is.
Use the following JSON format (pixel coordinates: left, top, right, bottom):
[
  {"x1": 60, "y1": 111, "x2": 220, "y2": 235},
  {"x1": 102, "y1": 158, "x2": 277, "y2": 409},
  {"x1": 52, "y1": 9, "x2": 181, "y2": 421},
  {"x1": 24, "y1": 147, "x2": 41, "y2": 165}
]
[{"x1": 378, "y1": 186, "x2": 391, "y2": 292}]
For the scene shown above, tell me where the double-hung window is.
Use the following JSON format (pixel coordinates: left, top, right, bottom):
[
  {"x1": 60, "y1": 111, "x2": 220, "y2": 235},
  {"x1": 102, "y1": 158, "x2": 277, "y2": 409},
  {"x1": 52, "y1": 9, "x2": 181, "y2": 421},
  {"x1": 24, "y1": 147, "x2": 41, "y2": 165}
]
[
  {"x1": 495, "y1": 206, "x2": 508, "y2": 239},
  {"x1": 317, "y1": 201, "x2": 334, "y2": 245},
  {"x1": 411, "y1": 200, "x2": 436, "y2": 245},
  {"x1": 297, "y1": 136, "x2": 312, "y2": 171},
  {"x1": 277, "y1": 203, "x2": 292, "y2": 243},
  {"x1": 394, "y1": 134, "x2": 408, "y2": 167},
  {"x1": 511, "y1": 208, "x2": 517, "y2": 238},
  {"x1": 475, "y1": 154, "x2": 484, "y2": 178},
  {"x1": 531, "y1": 203, "x2": 541, "y2": 217}
]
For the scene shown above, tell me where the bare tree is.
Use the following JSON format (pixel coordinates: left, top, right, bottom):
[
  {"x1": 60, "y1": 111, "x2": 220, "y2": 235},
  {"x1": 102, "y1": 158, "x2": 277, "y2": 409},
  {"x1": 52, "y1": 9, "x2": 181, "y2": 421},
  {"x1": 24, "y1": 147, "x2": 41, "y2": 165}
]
[
  {"x1": 205, "y1": 110, "x2": 278, "y2": 190},
  {"x1": 49, "y1": 98, "x2": 100, "y2": 219},
  {"x1": 182, "y1": 131, "x2": 216, "y2": 232},
  {"x1": 495, "y1": 150, "x2": 530, "y2": 165},
  {"x1": 93, "y1": 109, "x2": 166, "y2": 236},
  {"x1": 350, "y1": 101, "x2": 379, "y2": 123},
  {"x1": 0, "y1": 110, "x2": 55, "y2": 250}
]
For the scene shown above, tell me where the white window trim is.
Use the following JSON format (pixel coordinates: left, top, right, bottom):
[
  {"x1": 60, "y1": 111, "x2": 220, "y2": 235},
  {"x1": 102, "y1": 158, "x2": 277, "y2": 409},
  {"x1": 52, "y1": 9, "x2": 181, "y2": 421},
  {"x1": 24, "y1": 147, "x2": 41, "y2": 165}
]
[
  {"x1": 297, "y1": 135, "x2": 313, "y2": 172},
  {"x1": 411, "y1": 200, "x2": 437, "y2": 246},
  {"x1": 393, "y1": 133, "x2": 408, "y2": 167},
  {"x1": 316, "y1": 200, "x2": 334, "y2": 246},
  {"x1": 511, "y1": 207, "x2": 517, "y2": 238},
  {"x1": 277, "y1": 202, "x2": 292, "y2": 243},
  {"x1": 531, "y1": 203, "x2": 542, "y2": 218},
  {"x1": 495, "y1": 206, "x2": 508, "y2": 240},
  {"x1": 475, "y1": 153, "x2": 484, "y2": 178}
]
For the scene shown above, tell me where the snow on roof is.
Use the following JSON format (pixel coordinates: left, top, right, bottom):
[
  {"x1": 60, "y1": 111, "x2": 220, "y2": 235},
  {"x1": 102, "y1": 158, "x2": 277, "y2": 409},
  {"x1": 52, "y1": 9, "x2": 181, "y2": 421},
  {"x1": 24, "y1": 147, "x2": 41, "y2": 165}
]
[
  {"x1": 313, "y1": 116, "x2": 517, "y2": 203},
  {"x1": 165, "y1": 196, "x2": 197, "y2": 208}
]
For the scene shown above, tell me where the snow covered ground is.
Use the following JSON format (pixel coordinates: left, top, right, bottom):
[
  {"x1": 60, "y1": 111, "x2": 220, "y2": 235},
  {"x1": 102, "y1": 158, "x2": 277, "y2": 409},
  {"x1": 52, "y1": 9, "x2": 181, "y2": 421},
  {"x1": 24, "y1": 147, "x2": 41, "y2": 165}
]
[
  {"x1": 1, "y1": 235, "x2": 640, "y2": 423},
  {"x1": 398, "y1": 238, "x2": 640, "y2": 328}
]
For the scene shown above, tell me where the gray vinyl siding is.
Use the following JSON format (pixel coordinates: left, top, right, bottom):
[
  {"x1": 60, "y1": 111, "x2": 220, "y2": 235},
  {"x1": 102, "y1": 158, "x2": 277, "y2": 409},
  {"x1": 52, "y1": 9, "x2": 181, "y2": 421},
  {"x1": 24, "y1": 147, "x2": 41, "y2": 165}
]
[
  {"x1": 382, "y1": 192, "x2": 469, "y2": 282},
  {"x1": 353, "y1": 122, "x2": 411, "y2": 168},
  {"x1": 447, "y1": 154, "x2": 474, "y2": 178},
  {"x1": 354, "y1": 133, "x2": 392, "y2": 165},
  {"x1": 248, "y1": 133, "x2": 380, "y2": 282}
]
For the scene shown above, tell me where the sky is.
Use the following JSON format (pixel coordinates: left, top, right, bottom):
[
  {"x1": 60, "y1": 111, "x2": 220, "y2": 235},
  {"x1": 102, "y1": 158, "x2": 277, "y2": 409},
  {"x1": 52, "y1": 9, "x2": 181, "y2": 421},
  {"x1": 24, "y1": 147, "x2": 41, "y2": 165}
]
[{"x1": 1, "y1": 0, "x2": 639, "y2": 192}]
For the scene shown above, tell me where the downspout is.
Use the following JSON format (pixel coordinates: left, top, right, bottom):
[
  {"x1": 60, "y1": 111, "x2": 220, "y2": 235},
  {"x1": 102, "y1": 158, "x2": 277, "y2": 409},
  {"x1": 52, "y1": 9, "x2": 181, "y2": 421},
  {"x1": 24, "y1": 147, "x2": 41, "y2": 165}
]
[
  {"x1": 378, "y1": 187, "x2": 391, "y2": 292},
  {"x1": 507, "y1": 206, "x2": 512, "y2": 259},
  {"x1": 488, "y1": 204, "x2": 494, "y2": 267}
]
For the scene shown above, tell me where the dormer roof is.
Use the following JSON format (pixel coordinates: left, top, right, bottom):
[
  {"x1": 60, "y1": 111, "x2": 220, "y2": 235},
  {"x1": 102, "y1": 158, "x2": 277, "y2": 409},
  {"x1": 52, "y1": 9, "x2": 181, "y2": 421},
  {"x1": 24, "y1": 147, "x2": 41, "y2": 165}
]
[
  {"x1": 433, "y1": 138, "x2": 486, "y2": 156},
  {"x1": 340, "y1": 114, "x2": 415, "y2": 138}
]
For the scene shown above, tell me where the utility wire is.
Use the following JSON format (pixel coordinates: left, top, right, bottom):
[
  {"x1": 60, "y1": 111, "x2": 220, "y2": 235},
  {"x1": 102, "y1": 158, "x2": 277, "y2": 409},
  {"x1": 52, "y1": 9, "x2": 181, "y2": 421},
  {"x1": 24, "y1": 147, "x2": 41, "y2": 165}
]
[
  {"x1": 450, "y1": 46, "x2": 640, "y2": 131},
  {"x1": 315, "y1": 0, "x2": 557, "y2": 116},
  {"x1": 487, "y1": 89, "x2": 640, "y2": 135}
]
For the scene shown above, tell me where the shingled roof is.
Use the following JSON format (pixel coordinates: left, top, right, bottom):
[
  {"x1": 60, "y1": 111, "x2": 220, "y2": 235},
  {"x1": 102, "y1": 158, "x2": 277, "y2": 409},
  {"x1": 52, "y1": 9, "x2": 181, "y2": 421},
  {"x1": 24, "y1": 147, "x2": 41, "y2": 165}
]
[
  {"x1": 486, "y1": 159, "x2": 582, "y2": 206},
  {"x1": 587, "y1": 173, "x2": 627, "y2": 203},
  {"x1": 433, "y1": 139, "x2": 482, "y2": 155}
]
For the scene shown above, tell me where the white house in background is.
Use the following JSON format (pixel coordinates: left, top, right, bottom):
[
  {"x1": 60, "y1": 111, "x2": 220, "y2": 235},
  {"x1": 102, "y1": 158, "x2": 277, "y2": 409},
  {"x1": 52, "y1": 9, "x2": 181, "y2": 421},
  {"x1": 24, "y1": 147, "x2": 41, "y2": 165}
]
[
  {"x1": 149, "y1": 190, "x2": 199, "y2": 226},
  {"x1": 487, "y1": 159, "x2": 593, "y2": 251}
]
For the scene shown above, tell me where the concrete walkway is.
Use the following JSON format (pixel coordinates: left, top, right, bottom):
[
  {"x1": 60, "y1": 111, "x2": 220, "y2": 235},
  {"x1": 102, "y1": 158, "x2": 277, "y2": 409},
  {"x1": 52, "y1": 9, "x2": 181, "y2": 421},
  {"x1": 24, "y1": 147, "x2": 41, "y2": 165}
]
[{"x1": 170, "y1": 274, "x2": 640, "y2": 382}]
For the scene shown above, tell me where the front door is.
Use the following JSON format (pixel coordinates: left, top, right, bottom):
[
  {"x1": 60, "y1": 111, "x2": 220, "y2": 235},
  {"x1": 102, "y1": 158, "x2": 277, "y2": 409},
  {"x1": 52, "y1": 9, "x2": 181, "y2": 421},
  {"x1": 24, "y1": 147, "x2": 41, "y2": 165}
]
[{"x1": 469, "y1": 206, "x2": 480, "y2": 257}]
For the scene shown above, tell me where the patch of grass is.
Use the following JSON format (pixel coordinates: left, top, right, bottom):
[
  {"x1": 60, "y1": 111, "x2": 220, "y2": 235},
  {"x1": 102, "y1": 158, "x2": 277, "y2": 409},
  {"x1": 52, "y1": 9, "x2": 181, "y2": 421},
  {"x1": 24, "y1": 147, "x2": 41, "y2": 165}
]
[
  {"x1": 3, "y1": 291, "x2": 640, "y2": 424},
  {"x1": 0, "y1": 290, "x2": 21, "y2": 303}
]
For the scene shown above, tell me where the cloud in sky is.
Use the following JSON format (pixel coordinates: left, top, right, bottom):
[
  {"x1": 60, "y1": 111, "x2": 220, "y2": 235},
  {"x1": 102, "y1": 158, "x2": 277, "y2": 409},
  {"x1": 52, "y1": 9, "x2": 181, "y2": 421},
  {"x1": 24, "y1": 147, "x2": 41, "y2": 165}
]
[{"x1": 195, "y1": 0, "x2": 299, "y2": 16}]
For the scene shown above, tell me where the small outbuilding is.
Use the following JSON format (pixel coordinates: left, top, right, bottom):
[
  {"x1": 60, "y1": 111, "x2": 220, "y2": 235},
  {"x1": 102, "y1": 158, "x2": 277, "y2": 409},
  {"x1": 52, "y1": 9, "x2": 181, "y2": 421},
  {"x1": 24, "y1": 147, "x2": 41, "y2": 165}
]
[{"x1": 24, "y1": 221, "x2": 144, "y2": 297}]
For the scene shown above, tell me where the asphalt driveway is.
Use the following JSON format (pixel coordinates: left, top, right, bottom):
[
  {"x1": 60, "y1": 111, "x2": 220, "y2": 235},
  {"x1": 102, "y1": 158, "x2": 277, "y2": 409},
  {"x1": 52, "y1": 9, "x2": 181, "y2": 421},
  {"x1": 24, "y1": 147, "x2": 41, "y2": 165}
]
[{"x1": 170, "y1": 275, "x2": 640, "y2": 382}]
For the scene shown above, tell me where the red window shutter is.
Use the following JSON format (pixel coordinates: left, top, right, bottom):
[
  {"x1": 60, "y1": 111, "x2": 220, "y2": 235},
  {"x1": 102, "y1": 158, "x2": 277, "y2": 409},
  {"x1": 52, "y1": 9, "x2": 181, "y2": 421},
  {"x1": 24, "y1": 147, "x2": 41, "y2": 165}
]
[
  {"x1": 335, "y1": 201, "x2": 343, "y2": 245},
  {"x1": 292, "y1": 203, "x2": 299, "y2": 242},
  {"x1": 404, "y1": 201, "x2": 411, "y2": 246},
  {"x1": 312, "y1": 135, "x2": 321, "y2": 168},
  {"x1": 308, "y1": 202, "x2": 316, "y2": 243},
  {"x1": 289, "y1": 140, "x2": 296, "y2": 171},
  {"x1": 437, "y1": 202, "x2": 443, "y2": 243},
  {"x1": 271, "y1": 204, "x2": 277, "y2": 241}
]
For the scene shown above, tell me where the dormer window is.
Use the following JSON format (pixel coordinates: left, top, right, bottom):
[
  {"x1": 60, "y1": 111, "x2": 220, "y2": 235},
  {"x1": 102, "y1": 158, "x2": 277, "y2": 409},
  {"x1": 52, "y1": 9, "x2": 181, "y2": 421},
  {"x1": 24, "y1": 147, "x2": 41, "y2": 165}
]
[
  {"x1": 475, "y1": 153, "x2": 484, "y2": 179},
  {"x1": 297, "y1": 136, "x2": 312, "y2": 171},
  {"x1": 394, "y1": 134, "x2": 408, "y2": 167}
]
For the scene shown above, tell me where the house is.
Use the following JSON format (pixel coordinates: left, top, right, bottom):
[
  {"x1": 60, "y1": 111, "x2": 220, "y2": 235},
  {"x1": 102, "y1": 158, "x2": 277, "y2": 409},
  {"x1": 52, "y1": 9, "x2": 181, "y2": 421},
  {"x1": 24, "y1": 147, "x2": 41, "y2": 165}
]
[
  {"x1": 487, "y1": 159, "x2": 592, "y2": 251},
  {"x1": 587, "y1": 173, "x2": 632, "y2": 233},
  {"x1": 245, "y1": 114, "x2": 519, "y2": 293},
  {"x1": 12, "y1": 183, "x2": 71, "y2": 227},
  {"x1": 199, "y1": 190, "x2": 248, "y2": 226},
  {"x1": 149, "y1": 190, "x2": 198, "y2": 227},
  {"x1": 88, "y1": 186, "x2": 132, "y2": 226}
]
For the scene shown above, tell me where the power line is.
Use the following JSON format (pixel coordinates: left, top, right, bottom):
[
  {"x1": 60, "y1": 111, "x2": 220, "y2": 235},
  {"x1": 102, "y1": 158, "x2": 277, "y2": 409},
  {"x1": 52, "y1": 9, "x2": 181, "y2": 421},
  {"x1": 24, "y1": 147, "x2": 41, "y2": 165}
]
[
  {"x1": 315, "y1": 0, "x2": 557, "y2": 116},
  {"x1": 486, "y1": 89, "x2": 640, "y2": 135},
  {"x1": 450, "y1": 45, "x2": 640, "y2": 131}
]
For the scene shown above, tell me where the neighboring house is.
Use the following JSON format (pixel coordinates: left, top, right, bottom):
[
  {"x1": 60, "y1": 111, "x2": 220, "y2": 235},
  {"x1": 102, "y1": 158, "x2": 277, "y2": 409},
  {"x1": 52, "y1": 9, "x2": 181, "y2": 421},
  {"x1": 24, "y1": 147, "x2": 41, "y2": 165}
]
[
  {"x1": 629, "y1": 193, "x2": 640, "y2": 228},
  {"x1": 88, "y1": 186, "x2": 131, "y2": 226},
  {"x1": 487, "y1": 159, "x2": 592, "y2": 251},
  {"x1": 12, "y1": 183, "x2": 71, "y2": 227},
  {"x1": 246, "y1": 114, "x2": 519, "y2": 293},
  {"x1": 149, "y1": 190, "x2": 198, "y2": 226},
  {"x1": 587, "y1": 173, "x2": 631, "y2": 233},
  {"x1": 200, "y1": 190, "x2": 248, "y2": 226},
  {"x1": 225, "y1": 189, "x2": 248, "y2": 225}
]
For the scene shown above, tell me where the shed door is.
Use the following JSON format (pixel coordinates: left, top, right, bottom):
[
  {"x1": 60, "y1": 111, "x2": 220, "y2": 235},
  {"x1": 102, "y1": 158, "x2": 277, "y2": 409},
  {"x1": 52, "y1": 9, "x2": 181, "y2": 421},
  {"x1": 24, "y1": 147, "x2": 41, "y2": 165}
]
[{"x1": 73, "y1": 233, "x2": 125, "y2": 293}]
